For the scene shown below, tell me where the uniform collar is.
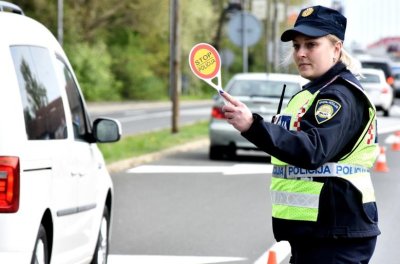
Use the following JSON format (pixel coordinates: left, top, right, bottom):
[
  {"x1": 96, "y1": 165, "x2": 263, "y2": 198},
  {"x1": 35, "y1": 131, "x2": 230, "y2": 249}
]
[{"x1": 303, "y1": 62, "x2": 347, "y2": 93}]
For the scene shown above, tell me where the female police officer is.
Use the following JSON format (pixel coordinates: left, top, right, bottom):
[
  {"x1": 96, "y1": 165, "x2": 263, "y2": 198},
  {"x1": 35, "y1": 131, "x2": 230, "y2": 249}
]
[{"x1": 221, "y1": 5, "x2": 380, "y2": 264}]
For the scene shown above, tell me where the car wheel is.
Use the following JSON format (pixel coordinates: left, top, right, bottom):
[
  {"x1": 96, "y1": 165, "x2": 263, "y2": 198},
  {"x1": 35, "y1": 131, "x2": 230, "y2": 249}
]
[
  {"x1": 31, "y1": 224, "x2": 49, "y2": 264},
  {"x1": 91, "y1": 206, "x2": 110, "y2": 264},
  {"x1": 225, "y1": 144, "x2": 237, "y2": 160},
  {"x1": 209, "y1": 145, "x2": 225, "y2": 160}
]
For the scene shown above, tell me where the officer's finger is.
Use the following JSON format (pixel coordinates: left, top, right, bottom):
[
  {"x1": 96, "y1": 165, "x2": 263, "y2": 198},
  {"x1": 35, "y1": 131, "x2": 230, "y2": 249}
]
[{"x1": 220, "y1": 91, "x2": 240, "y2": 107}]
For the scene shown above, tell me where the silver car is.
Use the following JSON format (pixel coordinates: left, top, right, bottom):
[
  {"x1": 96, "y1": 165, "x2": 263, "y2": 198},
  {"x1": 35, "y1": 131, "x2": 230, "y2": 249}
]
[{"x1": 209, "y1": 72, "x2": 308, "y2": 160}]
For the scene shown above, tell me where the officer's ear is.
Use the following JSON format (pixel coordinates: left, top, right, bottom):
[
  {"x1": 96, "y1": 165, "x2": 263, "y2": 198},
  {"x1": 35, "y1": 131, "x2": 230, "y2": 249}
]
[{"x1": 334, "y1": 41, "x2": 343, "y2": 59}]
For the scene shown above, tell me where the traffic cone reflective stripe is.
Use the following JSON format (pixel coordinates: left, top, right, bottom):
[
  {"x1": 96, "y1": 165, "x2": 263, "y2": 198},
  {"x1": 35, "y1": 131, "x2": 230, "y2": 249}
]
[
  {"x1": 391, "y1": 131, "x2": 400, "y2": 151},
  {"x1": 267, "y1": 250, "x2": 277, "y2": 264},
  {"x1": 374, "y1": 146, "x2": 389, "y2": 172}
]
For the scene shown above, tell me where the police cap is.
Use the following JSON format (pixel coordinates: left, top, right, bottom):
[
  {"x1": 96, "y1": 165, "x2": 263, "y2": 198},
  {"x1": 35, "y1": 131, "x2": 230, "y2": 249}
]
[{"x1": 281, "y1": 5, "x2": 347, "y2": 42}]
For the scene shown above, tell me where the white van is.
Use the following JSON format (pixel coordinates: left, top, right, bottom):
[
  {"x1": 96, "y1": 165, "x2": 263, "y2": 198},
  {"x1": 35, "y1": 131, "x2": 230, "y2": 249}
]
[{"x1": 0, "y1": 2, "x2": 121, "y2": 263}]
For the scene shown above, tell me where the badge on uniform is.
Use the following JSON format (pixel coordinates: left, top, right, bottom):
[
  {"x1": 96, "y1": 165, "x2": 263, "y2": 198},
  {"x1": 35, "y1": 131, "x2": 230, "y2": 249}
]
[
  {"x1": 272, "y1": 114, "x2": 291, "y2": 130},
  {"x1": 315, "y1": 99, "x2": 341, "y2": 124}
]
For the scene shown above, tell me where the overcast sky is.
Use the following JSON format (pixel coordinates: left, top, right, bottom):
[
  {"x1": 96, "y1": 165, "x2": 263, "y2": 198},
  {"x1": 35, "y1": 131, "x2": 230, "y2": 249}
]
[{"x1": 309, "y1": 0, "x2": 400, "y2": 49}]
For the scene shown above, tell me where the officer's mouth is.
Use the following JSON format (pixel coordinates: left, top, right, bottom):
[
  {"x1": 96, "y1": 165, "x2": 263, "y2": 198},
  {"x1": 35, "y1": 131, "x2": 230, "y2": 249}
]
[
  {"x1": 298, "y1": 62, "x2": 311, "y2": 68},
  {"x1": 297, "y1": 63, "x2": 312, "y2": 71}
]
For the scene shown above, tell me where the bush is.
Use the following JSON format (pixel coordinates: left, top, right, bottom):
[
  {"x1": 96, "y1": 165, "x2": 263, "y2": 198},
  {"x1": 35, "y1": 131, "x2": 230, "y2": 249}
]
[
  {"x1": 65, "y1": 41, "x2": 123, "y2": 101},
  {"x1": 108, "y1": 30, "x2": 168, "y2": 100}
]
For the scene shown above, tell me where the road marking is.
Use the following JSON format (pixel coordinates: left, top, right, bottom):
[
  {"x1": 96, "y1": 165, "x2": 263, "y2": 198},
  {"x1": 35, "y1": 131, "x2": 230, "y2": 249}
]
[
  {"x1": 108, "y1": 255, "x2": 246, "y2": 264},
  {"x1": 126, "y1": 164, "x2": 273, "y2": 175}
]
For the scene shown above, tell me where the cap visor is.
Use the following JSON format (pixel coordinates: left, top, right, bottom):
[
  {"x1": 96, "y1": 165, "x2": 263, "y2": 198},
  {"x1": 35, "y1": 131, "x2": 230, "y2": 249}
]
[{"x1": 281, "y1": 25, "x2": 329, "y2": 42}]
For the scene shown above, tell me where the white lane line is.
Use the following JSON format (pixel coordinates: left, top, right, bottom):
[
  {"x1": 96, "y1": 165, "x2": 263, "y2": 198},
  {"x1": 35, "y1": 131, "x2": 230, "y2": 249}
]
[
  {"x1": 126, "y1": 164, "x2": 273, "y2": 175},
  {"x1": 108, "y1": 255, "x2": 246, "y2": 264},
  {"x1": 253, "y1": 241, "x2": 291, "y2": 264}
]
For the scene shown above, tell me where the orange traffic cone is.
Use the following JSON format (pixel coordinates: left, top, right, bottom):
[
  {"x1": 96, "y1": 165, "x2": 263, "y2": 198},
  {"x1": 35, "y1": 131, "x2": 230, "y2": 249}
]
[
  {"x1": 374, "y1": 146, "x2": 389, "y2": 172},
  {"x1": 267, "y1": 250, "x2": 277, "y2": 264},
  {"x1": 391, "y1": 131, "x2": 400, "y2": 151}
]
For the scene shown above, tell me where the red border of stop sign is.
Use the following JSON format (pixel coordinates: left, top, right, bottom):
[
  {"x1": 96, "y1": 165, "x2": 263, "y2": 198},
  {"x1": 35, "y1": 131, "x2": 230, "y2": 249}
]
[{"x1": 189, "y1": 43, "x2": 221, "y2": 80}]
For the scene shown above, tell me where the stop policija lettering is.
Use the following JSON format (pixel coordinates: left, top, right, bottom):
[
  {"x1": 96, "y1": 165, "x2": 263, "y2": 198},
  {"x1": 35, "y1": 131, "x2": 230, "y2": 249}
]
[{"x1": 195, "y1": 52, "x2": 216, "y2": 73}]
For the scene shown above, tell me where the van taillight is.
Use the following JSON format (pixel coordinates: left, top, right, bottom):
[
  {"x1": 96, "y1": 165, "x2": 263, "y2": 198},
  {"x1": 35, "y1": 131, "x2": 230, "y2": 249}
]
[
  {"x1": 0, "y1": 157, "x2": 19, "y2": 213},
  {"x1": 211, "y1": 106, "x2": 225, "y2": 119}
]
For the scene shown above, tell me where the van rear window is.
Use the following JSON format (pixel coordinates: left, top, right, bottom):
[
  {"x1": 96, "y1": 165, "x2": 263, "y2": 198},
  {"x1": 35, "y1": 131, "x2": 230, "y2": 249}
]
[{"x1": 10, "y1": 45, "x2": 67, "y2": 140}]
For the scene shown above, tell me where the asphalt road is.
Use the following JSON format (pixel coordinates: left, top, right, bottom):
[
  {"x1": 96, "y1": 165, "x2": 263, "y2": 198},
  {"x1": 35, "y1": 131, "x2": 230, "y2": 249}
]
[{"x1": 88, "y1": 100, "x2": 213, "y2": 137}]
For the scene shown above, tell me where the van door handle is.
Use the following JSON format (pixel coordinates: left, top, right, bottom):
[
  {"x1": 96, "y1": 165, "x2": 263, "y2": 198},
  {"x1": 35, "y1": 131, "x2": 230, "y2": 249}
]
[{"x1": 71, "y1": 171, "x2": 86, "y2": 177}]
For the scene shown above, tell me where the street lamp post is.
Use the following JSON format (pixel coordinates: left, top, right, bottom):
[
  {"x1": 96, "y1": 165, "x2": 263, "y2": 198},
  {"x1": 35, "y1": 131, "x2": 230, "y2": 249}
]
[{"x1": 169, "y1": 0, "x2": 180, "y2": 134}]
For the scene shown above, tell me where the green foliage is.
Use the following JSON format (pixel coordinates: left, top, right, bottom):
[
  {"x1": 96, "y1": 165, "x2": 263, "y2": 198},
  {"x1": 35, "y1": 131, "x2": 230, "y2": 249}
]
[
  {"x1": 108, "y1": 29, "x2": 168, "y2": 100},
  {"x1": 64, "y1": 41, "x2": 122, "y2": 101},
  {"x1": 19, "y1": 0, "x2": 308, "y2": 101}
]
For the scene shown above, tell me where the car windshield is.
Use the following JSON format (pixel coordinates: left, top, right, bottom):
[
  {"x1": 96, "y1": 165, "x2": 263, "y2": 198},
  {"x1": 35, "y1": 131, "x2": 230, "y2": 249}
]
[
  {"x1": 228, "y1": 80, "x2": 300, "y2": 98},
  {"x1": 360, "y1": 74, "x2": 381, "y2": 83}
]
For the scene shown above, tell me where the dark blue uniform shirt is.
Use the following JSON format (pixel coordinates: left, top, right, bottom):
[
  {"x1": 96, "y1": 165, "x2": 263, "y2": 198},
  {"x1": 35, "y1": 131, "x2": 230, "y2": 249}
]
[{"x1": 242, "y1": 63, "x2": 380, "y2": 240}]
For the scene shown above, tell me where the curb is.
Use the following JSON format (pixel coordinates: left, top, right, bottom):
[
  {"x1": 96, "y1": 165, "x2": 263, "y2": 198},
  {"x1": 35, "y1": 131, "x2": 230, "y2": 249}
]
[{"x1": 106, "y1": 138, "x2": 210, "y2": 174}]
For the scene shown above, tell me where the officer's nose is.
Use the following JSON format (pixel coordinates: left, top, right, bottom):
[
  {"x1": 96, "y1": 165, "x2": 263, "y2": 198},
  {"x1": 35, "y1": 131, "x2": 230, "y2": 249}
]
[{"x1": 295, "y1": 46, "x2": 307, "y2": 59}]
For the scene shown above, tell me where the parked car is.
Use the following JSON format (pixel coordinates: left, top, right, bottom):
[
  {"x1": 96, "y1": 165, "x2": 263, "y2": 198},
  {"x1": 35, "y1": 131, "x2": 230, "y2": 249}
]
[
  {"x1": 0, "y1": 2, "x2": 121, "y2": 263},
  {"x1": 359, "y1": 57, "x2": 395, "y2": 86},
  {"x1": 394, "y1": 70, "x2": 400, "y2": 97},
  {"x1": 208, "y1": 73, "x2": 307, "y2": 160},
  {"x1": 359, "y1": 57, "x2": 396, "y2": 101},
  {"x1": 359, "y1": 68, "x2": 393, "y2": 116},
  {"x1": 392, "y1": 64, "x2": 400, "y2": 97}
]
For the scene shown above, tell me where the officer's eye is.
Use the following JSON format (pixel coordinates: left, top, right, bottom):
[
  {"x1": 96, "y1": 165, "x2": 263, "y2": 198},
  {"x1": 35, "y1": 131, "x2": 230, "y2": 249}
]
[
  {"x1": 292, "y1": 44, "x2": 300, "y2": 50},
  {"x1": 305, "y1": 42, "x2": 317, "y2": 49}
]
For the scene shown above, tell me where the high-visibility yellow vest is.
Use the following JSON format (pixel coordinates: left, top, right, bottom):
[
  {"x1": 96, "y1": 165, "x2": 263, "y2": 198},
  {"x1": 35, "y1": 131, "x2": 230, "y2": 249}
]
[{"x1": 270, "y1": 76, "x2": 379, "y2": 222}]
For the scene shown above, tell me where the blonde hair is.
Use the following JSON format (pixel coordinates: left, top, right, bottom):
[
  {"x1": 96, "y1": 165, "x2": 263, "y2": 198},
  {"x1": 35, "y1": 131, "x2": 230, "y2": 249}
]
[
  {"x1": 281, "y1": 34, "x2": 362, "y2": 76},
  {"x1": 326, "y1": 34, "x2": 362, "y2": 76}
]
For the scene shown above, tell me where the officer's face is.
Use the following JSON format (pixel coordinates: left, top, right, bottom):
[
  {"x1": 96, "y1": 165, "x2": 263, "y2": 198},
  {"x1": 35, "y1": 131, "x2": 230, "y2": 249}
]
[{"x1": 292, "y1": 35, "x2": 341, "y2": 80}]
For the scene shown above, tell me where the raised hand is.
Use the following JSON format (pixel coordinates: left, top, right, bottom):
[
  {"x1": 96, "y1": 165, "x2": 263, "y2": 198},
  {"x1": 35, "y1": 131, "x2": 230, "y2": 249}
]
[{"x1": 220, "y1": 91, "x2": 254, "y2": 132}]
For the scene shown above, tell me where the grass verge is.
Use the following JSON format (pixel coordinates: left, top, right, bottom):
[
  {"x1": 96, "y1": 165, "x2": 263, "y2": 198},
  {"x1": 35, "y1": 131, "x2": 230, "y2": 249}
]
[{"x1": 97, "y1": 121, "x2": 209, "y2": 164}]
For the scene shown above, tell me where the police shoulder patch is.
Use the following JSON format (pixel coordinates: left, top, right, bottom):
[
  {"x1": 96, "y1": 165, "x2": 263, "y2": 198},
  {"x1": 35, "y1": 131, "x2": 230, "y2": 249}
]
[{"x1": 314, "y1": 99, "x2": 341, "y2": 124}]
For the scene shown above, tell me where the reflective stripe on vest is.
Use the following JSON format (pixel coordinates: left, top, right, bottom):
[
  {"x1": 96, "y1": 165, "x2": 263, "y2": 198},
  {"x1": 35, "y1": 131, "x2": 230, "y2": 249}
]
[
  {"x1": 270, "y1": 177, "x2": 323, "y2": 221},
  {"x1": 272, "y1": 163, "x2": 376, "y2": 204},
  {"x1": 272, "y1": 163, "x2": 369, "y2": 178}
]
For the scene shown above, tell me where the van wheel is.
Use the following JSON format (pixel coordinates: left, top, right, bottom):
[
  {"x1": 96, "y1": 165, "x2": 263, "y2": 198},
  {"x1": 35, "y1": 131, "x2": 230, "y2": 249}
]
[
  {"x1": 31, "y1": 224, "x2": 49, "y2": 264},
  {"x1": 91, "y1": 206, "x2": 110, "y2": 264}
]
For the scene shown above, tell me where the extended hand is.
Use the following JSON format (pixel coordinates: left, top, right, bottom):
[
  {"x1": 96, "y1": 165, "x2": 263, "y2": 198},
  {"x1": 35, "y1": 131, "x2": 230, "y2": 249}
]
[{"x1": 220, "y1": 91, "x2": 254, "y2": 132}]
